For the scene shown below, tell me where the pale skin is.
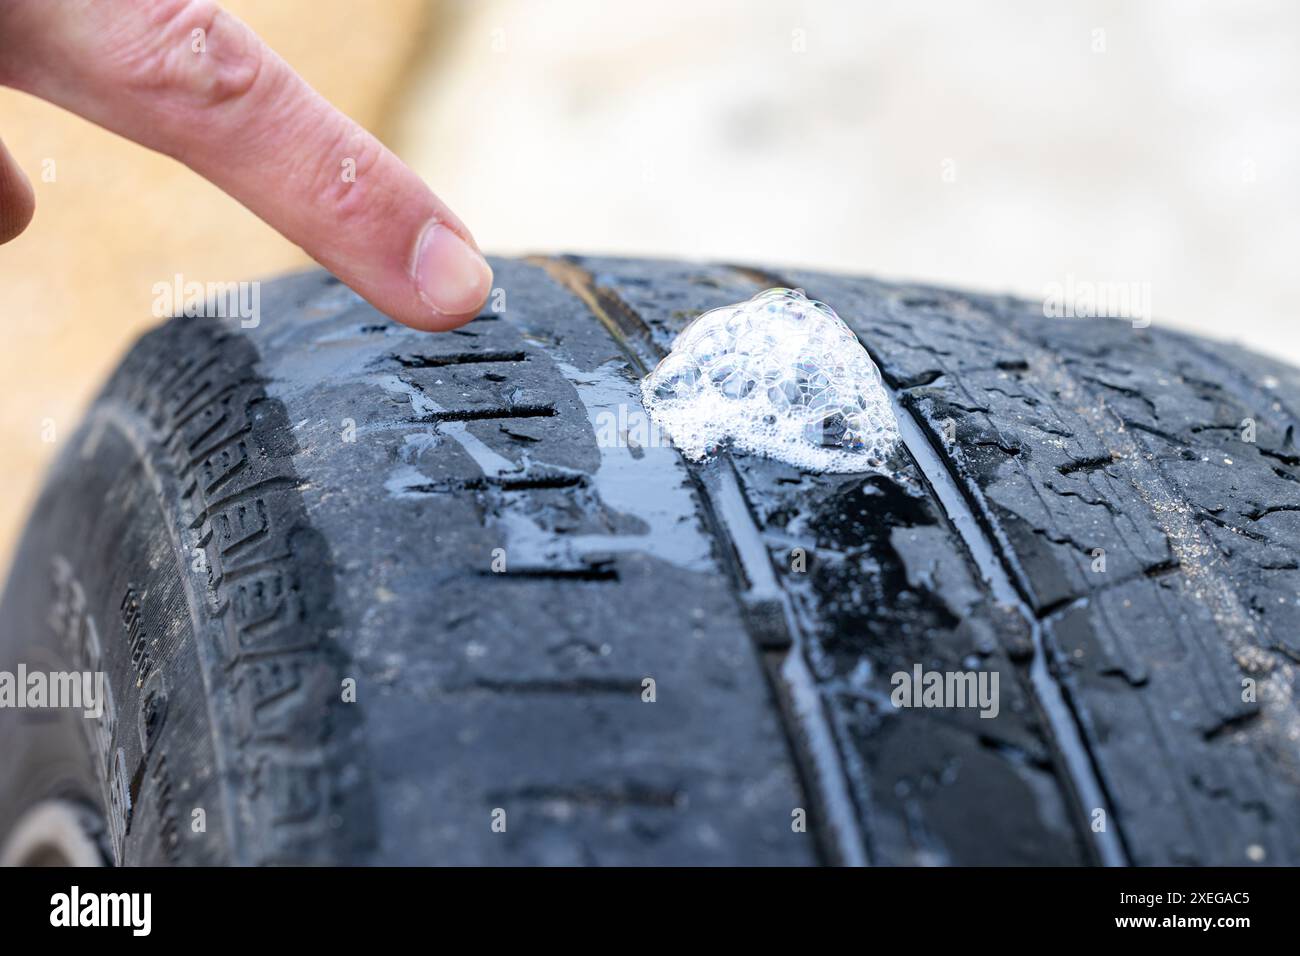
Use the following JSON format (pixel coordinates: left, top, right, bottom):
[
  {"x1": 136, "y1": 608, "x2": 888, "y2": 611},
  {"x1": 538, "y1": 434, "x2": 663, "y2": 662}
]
[{"x1": 0, "y1": 0, "x2": 493, "y2": 331}]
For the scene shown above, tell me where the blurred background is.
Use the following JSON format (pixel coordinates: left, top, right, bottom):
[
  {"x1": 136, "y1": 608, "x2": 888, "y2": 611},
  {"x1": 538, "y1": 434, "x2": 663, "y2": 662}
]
[{"x1": 2, "y1": 0, "x2": 1298, "y2": 579}]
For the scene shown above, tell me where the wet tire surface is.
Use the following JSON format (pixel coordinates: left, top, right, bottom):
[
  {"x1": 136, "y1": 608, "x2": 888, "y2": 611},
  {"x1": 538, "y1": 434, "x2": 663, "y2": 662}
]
[{"x1": 2, "y1": 256, "x2": 1298, "y2": 865}]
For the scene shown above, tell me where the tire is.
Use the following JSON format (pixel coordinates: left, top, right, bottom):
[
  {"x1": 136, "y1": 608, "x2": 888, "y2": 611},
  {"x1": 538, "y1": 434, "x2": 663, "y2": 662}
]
[{"x1": 2, "y1": 255, "x2": 1298, "y2": 866}]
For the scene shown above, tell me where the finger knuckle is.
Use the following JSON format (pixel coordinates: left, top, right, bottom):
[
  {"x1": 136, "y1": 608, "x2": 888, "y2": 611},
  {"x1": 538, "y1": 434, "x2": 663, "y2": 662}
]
[{"x1": 113, "y1": 0, "x2": 265, "y2": 115}]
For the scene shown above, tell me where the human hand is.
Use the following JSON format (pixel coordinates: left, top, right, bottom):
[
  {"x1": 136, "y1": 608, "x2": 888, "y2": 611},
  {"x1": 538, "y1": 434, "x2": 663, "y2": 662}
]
[{"x1": 0, "y1": 0, "x2": 492, "y2": 331}]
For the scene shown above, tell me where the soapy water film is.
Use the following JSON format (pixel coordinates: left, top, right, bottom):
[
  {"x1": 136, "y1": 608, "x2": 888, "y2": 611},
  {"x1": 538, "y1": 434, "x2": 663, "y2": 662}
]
[{"x1": 640, "y1": 288, "x2": 900, "y2": 473}]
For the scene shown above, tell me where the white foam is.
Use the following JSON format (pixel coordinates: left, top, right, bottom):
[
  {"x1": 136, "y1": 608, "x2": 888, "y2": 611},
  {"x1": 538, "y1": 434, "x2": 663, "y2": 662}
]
[{"x1": 640, "y1": 288, "x2": 899, "y2": 473}]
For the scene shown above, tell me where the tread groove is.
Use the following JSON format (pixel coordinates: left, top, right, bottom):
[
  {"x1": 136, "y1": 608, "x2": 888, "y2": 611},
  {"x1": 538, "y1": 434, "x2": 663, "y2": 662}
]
[
  {"x1": 736, "y1": 263, "x2": 1131, "y2": 866},
  {"x1": 535, "y1": 255, "x2": 869, "y2": 867}
]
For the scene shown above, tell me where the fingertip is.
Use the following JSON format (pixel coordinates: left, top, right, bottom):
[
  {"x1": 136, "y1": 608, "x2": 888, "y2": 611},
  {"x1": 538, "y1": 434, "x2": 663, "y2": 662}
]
[
  {"x1": 0, "y1": 140, "x2": 35, "y2": 245},
  {"x1": 411, "y1": 222, "x2": 494, "y2": 330}
]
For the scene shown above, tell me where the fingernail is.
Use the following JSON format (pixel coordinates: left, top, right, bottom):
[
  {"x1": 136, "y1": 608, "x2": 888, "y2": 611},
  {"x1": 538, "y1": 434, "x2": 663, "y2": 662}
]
[{"x1": 413, "y1": 222, "x2": 493, "y2": 317}]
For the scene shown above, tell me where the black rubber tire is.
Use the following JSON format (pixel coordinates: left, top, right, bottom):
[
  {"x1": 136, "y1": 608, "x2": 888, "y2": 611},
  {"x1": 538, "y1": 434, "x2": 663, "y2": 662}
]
[{"x1": 2, "y1": 255, "x2": 1299, "y2": 866}]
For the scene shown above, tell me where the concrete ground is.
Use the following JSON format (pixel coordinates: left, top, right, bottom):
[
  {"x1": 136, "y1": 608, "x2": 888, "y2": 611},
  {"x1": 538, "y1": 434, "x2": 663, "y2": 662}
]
[{"x1": 2, "y1": 0, "x2": 1298, "y2": 577}]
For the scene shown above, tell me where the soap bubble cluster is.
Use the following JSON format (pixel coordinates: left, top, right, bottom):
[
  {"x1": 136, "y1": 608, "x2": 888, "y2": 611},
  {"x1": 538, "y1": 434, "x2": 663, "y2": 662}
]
[{"x1": 641, "y1": 288, "x2": 900, "y2": 473}]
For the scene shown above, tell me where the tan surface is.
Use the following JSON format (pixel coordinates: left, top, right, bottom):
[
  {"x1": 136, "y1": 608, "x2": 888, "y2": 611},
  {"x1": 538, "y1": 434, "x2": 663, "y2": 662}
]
[{"x1": 0, "y1": 0, "x2": 427, "y2": 579}]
